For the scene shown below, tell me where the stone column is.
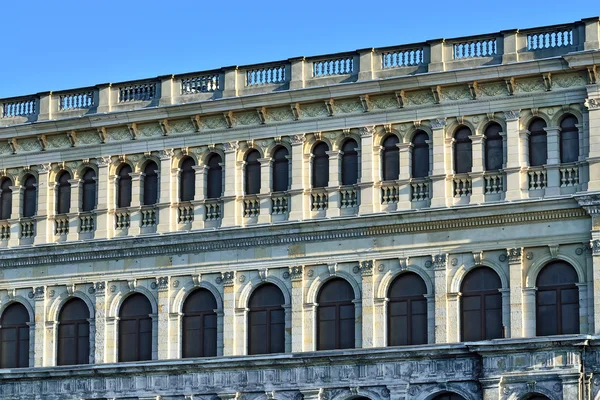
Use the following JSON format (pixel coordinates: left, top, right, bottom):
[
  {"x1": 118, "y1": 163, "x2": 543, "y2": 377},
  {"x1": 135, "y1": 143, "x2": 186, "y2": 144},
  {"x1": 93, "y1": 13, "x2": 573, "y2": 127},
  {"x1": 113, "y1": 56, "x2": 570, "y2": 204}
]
[
  {"x1": 33, "y1": 286, "x2": 46, "y2": 367},
  {"x1": 67, "y1": 178, "x2": 81, "y2": 241},
  {"x1": 470, "y1": 135, "x2": 485, "y2": 204},
  {"x1": 359, "y1": 261, "x2": 374, "y2": 348},
  {"x1": 191, "y1": 165, "x2": 207, "y2": 230},
  {"x1": 577, "y1": 282, "x2": 589, "y2": 334},
  {"x1": 504, "y1": 111, "x2": 525, "y2": 200},
  {"x1": 326, "y1": 150, "x2": 341, "y2": 218},
  {"x1": 500, "y1": 288, "x2": 511, "y2": 338},
  {"x1": 545, "y1": 127, "x2": 561, "y2": 196},
  {"x1": 93, "y1": 282, "x2": 107, "y2": 363},
  {"x1": 105, "y1": 314, "x2": 118, "y2": 363},
  {"x1": 8, "y1": 185, "x2": 22, "y2": 246},
  {"x1": 220, "y1": 272, "x2": 236, "y2": 356},
  {"x1": 432, "y1": 254, "x2": 448, "y2": 343},
  {"x1": 586, "y1": 94, "x2": 600, "y2": 190},
  {"x1": 373, "y1": 298, "x2": 387, "y2": 347},
  {"x1": 289, "y1": 266, "x2": 304, "y2": 352},
  {"x1": 156, "y1": 277, "x2": 170, "y2": 359},
  {"x1": 507, "y1": 248, "x2": 523, "y2": 338},
  {"x1": 289, "y1": 135, "x2": 306, "y2": 221},
  {"x1": 429, "y1": 119, "x2": 449, "y2": 208},
  {"x1": 426, "y1": 294, "x2": 435, "y2": 344},
  {"x1": 481, "y1": 378, "x2": 501, "y2": 400},
  {"x1": 358, "y1": 126, "x2": 375, "y2": 215},
  {"x1": 128, "y1": 172, "x2": 142, "y2": 236},
  {"x1": 221, "y1": 142, "x2": 239, "y2": 227},
  {"x1": 522, "y1": 287, "x2": 537, "y2": 337},
  {"x1": 446, "y1": 292, "x2": 461, "y2": 343},
  {"x1": 95, "y1": 157, "x2": 111, "y2": 239},
  {"x1": 258, "y1": 157, "x2": 272, "y2": 224},
  {"x1": 397, "y1": 143, "x2": 412, "y2": 209},
  {"x1": 157, "y1": 149, "x2": 174, "y2": 233},
  {"x1": 34, "y1": 164, "x2": 51, "y2": 245}
]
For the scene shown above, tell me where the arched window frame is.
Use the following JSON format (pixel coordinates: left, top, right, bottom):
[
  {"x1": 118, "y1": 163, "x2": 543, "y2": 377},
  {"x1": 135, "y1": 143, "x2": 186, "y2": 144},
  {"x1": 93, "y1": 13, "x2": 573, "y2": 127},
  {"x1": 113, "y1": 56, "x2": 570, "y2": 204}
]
[
  {"x1": 483, "y1": 123, "x2": 504, "y2": 171},
  {"x1": 0, "y1": 302, "x2": 30, "y2": 368},
  {"x1": 459, "y1": 267, "x2": 503, "y2": 341},
  {"x1": 117, "y1": 164, "x2": 133, "y2": 208},
  {"x1": 271, "y1": 146, "x2": 289, "y2": 193},
  {"x1": 57, "y1": 298, "x2": 90, "y2": 366},
  {"x1": 340, "y1": 139, "x2": 359, "y2": 186},
  {"x1": 118, "y1": 293, "x2": 153, "y2": 362},
  {"x1": 453, "y1": 127, "x2": 473, "y2": 174},
  {"x1": 181, "y1": 288, "x2": 218, "y2": 358},
  {"x1": 528, "y1": 118, "x2": 548, "y2": 167},
  {"x1": 0, "y1": 178, "x2": 13, "y2": 220},
  {"x1": 411, "y1": 131, "x2": 430, "y2": 178},
  {"x1": 56, "y1": 171, "x2": 72, "y2": 215},
  {"x1": 179, "y1": 157, "x2": 196, "y2": 202},
  {"x1": 316, "y1": 278, "x2": 356, "y2": 351},
  {"x1": 559, "y1": 114, "x2": 579, "y2": 164},
  {"x1": 206, "y1": 153, "x2": 223, "y2": 199},
  {"x1": 141, "y1": 161, "x2": 159, "y2": 206},
  {"x1": 247, "y1": 283, "x2": 286, "y2": 355},
  {"x1": 381, "y1": 135, "x2": 399, "y2": 181},
  {"x1": 81, "y1": 168, "x2": 97, "y2": 212},
  {"x1": 22, "y1": 174, "x2": 37, "y2": 218},
  {"x1": 244, "y1": 149, "x2": 261, "y2": 195},
  {"x1": 311, "y1": 142, "x2": 330, "y2": 188},
  {"x1": 387, "y1": 272, "x2": 428, "y2": 346}
]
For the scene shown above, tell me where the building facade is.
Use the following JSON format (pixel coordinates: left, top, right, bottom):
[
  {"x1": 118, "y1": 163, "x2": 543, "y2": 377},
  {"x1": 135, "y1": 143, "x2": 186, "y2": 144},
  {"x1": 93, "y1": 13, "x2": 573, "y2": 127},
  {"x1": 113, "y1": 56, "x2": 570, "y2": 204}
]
[{"x1": 0, "y1": 17, "x2": 599, "y2": 400}]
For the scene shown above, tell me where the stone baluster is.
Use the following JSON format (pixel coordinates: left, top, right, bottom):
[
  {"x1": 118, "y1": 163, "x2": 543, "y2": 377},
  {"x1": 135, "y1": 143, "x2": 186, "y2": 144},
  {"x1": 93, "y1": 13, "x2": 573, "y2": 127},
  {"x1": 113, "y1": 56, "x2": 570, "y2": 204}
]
[
  {"x1": 8, "y1": 184, "x2": 22, "y2": 246},
  {"x1": 95, "y1": 156, "x2": 111, "y2": 239},
  {"x1": 504, "y1": 111, "x2": 527, "y2": 200},
  {"x1": 507, "y1": 248, "x2": 523, "y2": 338},
  {"x1": 157, "y1": 149, "x2": 174, "y2": 233},
  {"x1": 358, "y1": 126, "x2": 375, "y2": 215},
  {"x1": 288, "y1": 134, "x2": 306, "y2": 221},
  {"x1": 326, "y1": 150, "x2": 341, "y2": 218},
  {"x1": 544, "y1": 126, "x2": 561, "y2": 196},
  {"x1": 221, "y1": 142, "x2": 239, "y2": 227},
  {"x1": 34, "y1": 164, "x2": 51, "y2": 245},
  {"x1": 258, "y1": 157, "x2": 272, "y2": 223},
  {"x1": 429, "y1": 119, "x2": 449, "y2": 207}
]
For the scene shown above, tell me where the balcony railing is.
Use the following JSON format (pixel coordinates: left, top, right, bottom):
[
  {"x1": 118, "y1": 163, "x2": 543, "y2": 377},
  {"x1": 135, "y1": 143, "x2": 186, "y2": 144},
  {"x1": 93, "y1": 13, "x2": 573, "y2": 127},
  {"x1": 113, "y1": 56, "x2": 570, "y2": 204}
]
[
  {"x1": 411, "y1": 179, "x2": 430, "y2": 201},
  {"x1": 60, "y1": 91, "x2": 94, "y2": 110},
  {"x1": 528, "y1": 167, "x2": 547, "y2": 190},
  {"x1": 20, "y1": 218, "x2": 34, "y2": 239},
  {"x1": 243, "y1": 196, "x2": 260, "y2": 217},
  {"x1": 141, "y1": 206, "x2": 157, "y2": 227},
  {"x1": 453, "y1": 175, "x2": 472, "y2": 197},
  {"x1": 0, "y1": 220, "x2": 10, "y2": 240},
  {"x1": 484, "y1": 172, "x2": 504, "y2": 194},
  {"x1": 55, "y1": 215, "x2": 69, "y2": 236},
  {"x1": 381, "y1": 182, "x2": 400, "y2": 205},
  {"x1": 178, "y1": 202, "x2": 194, "y2": 224},
  {"x1": 340, "y1": 186, "x2": 358, "y2": 208},
  {"x1": 271, "y1": 193, "x2": 288, "y2": 215},
  {"x1": 79, "y1": 212, "x2": 95, "y2": 233},
  {"x1": 310, "y1": 189, "x2": 328, "y2": 211},
  {"x1": 527, "y1": 27, "x2": 574, "y2": 50},
  {"x1": 205, "y1": 199, "x2": 221, "y2": 221},
  {"x1": 181, "y1": 74, "x2": 219, "y2": 94},
  {"x1": 115, "y1": 209, "x2": 131, "y2": 231},
  {"x1": 2, "y1": 98, "x2": 35, "y2": 118},
  {"x1": 560, "y1": 165, "x2": 579, "y2": 187}
]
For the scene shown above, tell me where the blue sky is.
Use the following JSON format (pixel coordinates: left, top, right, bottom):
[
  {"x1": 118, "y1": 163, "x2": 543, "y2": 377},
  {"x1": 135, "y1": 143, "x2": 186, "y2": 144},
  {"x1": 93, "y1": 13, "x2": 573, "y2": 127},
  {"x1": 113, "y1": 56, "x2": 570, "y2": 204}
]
[{"x1": 0, "y1": 0, "x2": 592, "y2": 98}]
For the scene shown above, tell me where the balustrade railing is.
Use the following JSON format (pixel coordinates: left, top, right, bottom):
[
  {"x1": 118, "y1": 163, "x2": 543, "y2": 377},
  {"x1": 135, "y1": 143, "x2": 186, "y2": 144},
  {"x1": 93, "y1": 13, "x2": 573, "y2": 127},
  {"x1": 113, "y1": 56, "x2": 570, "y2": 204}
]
[
  {"x1": 119, "y1": 83, "x2": 155, "y2": 103},
  {"x1": 79, "y1": 213, "x2": 95, "y2": 233},
  {"x1": 205, "y1": 200, "x2": 221, "y2": 221},
  {"x1": 411, "y1": 179, "x2": 429, "y2": 201},
  {"x1": 2, "y1": 98, "x2": 36, "y2": 118},
  {"x1": 271, "y1": 193, "x2": 288, "y2": 215},
  {"x1": 20, "y1": 218, "x2": 34, "y2": 239},
  {"x1": 313, "y1": 57, "x2": 354, "y2": 77},
  {"x1": 310, "y1": 189, "x2": 328, "y2": 211},
  {"x1": 527, "y1": 28, "x2": 573, "y2": 50},
  {"x1": 453, "y1": 38, "x2": 497, "y2": 59},
  {"x1": 141, "y1": 206, "x2": 157, "y2": 227},
  {"x1": 178, "y1": 202, "x2": 194, "y2": 224},
  {"x1": 528, "y1": 167, "x2": 547, "y2": 190},
  {"x1": 382, "y1": 47, "x2": 424, "y2": 68},
  {"x1": 246, "y1": 65, "x2": 286, "y2": 86},
  {"x1": 181, "y1": 74, "x2": 220, "y2": 94},
  {"x1": 115, "y1": 209, "x2": 131, "y2": 230},
  {"x1": 60, "y1": 91, "x2": 94, "y2": 110},
  {"x1": 243, "y1": 196, "x2": 260, "y2": 217},
  {"x1": 453, "y1": 175, "x2": 472, "y2": 197},
  {"x1": 340, "y1": 186, "x2": 358, "y2": 208},
  {"x1": 55, "y1": 215, "x2": 69, "y2": 236},
  {"x1": 560, "y1": 165, "x2": 579, "y2": 187},
  {"x1": 381, "y1": 182, "x2": 400, "y2": 205},
  {"x1": 0, "y1": 221, "x2": 10, "y2": 240},
  {"x1": 484, "y1": 172, "x2": 504, "y2": 194}
]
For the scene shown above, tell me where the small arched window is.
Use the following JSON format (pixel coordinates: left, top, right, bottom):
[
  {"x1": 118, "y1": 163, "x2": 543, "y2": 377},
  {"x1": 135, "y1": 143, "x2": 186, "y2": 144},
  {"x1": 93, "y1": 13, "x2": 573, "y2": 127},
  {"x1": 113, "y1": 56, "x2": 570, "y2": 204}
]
[
  {"x1": 484, "y1": 123, "x2": 503, "y2": 171},
  {"x1": 536, "y1": 261, "x2": 579, "y2": 336},
  {"x1": 179, "y1": 157, "x2": 196, "y2": 202},
  {"x1": 56, "y1": 171, "x2": 72, "y2": 215},
  {"x1": 454, "y1": 127, "x2": 472, "y2": 174},
  {"x1": 272, "y1": 146, "x2": 289, "y2": 192},
  {"x1": 412, "y1": 131, "x2": 429, "y2": 178},
  {"x1": 206, "y1": 154, "x2": 223, "y2": 199},
  {"x1": 117, "y1": 165, "x2": 132, "y2": 208},
  {"x1": 560, "y1": 114, "x2": 579, "y2": 164},
  {"x1": 0, "y1": 178, "x2": 13, "y2": 220},
  {"x1": 57, "y1": 298, "x2": 90, "y2": 366},
  {"x1": 529, "y1": 118, "x2": 547, "y2": 167},
  {"x1": 245, "y1": 150, "x2": 261, "y2": 195},
  {"x1": 142, "y1": 161, "x2": 158, "y2": 206},
  {"x1": 118, "y1": 293, "x2": 152, "y2": 362},
  {"x1": 248, "y1": 283, "x2": 285, "y2": 355},
  {"x1": 460, "y1": 267, "x2": 503, "y2": 341},
  {"x1": 0, "y1": 302, "x2": 30, "y2": 368},
  {"x1": 312, "y1": 142, "x2": 329, "y2": 188},
  {"x1": 182, "y1": 289, "x2": 217, "y2": 358},
  {"x1": 81, "y1": 168, "x2": 97, "y2": 212},
  {"x1": 431, "y1": 393, "x2": 467, "y2": 400},
  {"x1": 22, "y1": 174, "x2": 37, "y2": 218},
  {"x1": 382, "y1": 135, "x2": 399, "y2": 181},
  {"x1": 341, "y1": 139, "x2": 359, "y2": 186},
  {"x1": 317, "y1": 278, "x2": 355, "y2": 350},
  {"x1": 388, "y1": 273, "x2": 427, "y2": 346}
]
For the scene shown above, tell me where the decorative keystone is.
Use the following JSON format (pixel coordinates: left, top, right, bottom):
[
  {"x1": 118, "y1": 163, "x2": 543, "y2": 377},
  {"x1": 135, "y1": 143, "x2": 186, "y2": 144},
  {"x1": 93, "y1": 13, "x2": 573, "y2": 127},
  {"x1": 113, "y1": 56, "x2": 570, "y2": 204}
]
[
  {"x1": 506, "y1": 248, "x2": 522, "y2": 264},
  {"x1": 359, "y1": 260, "x2": 373, "y2": 276},
  {"x1": 288, "y1": 266, "x2": 303, "y2": 281},
  {"x1": 432, "y1": 254, "x2": 447, "y2": 269}
]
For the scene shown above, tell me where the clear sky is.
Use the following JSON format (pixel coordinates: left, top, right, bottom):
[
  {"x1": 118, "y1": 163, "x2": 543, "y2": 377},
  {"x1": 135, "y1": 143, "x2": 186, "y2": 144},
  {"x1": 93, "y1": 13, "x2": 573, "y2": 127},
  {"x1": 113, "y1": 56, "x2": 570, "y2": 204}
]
[{"x1": 0, "y1": 0, "x2": 593, "y2": 98}]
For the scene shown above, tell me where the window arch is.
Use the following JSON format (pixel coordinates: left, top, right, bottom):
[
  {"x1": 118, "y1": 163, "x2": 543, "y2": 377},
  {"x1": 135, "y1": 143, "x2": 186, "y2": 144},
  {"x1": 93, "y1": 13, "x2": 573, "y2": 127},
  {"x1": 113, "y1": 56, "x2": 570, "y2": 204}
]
[
  {"x1": 387, "y1": 272, "x2": 427, "y2": 346},
  {"x1": 117, "y1": 164, "x2": 132, "y2": 208},
  {"x1": 536, "y1": 261, "x2": 579, "y2": 336},
  {"x1": 431, "y1": 393, "x2": 466, "y2": 400},
  {"x1": 460, "y1": 267, "x2": 503, "y2": 341},
  {"x1": 118, "y1": 293, "x2": 152, "y2": 362},
  {"x1": 341, "y1": 139, "x2": 359, "y2": 186},
  {"x1": 22, "y1": 174, "x2": 37, "y2": 218},
  {"x1": 0, "y1": 302, "x2": 30, "y2": 368},
  {"x1": 57, "y1": 298, "x2": 90, "y2": 366},
  {"x1": 312, "y1": 142, "x2": 329, "y2": 188},
  {"x1": 182, "y1": 289, "x2": 217, "y2": 358},
  {"x1": 317, "y1": 278, "x2": 355, "y2": 350},
  {"x1": 142, "y1": 161, "x2": 158, "y2": 206},
  {"x1": 454, "y1": 127, "x2": 472, "y2": 174},
  {"x1": 179, "y1": 157, "x2": 196, "y2": 202},
  {"x1": 0, "y1": 178, "x2": 13, "y2": 220},
  {"x1": 272, "y1": 146, "x2": 289, "y2": 192},
  {"x1": 484, "y1": 123, "x2": 503, "y2": 171},
  {"x1": 560, "y1": 114, "x2": 579, "y2": 164},
  {"x1": 248, "y1": 283, "x2": 285, "y2": 355},
  {"x1": 382, "y1": 135, "x2": 399, "y2": 181},
  {"x1": 245, "y1": 150, "x2": 261, "y2": 195},
  {"x1": 411, "y1": 131, "x2": 429, "y2": 178},
  {"x1": 81, "y1": 168, "x2": 97, "y2": 212},
  {"x1": 206, "y1": 154, "x2": 223, "y2": 199},
  {"x1": 529, "y1": 118, "x2": 547, "y2": 167},
  {"x1": 56, "y1": 171, "x2": 71, "y2": 214}
]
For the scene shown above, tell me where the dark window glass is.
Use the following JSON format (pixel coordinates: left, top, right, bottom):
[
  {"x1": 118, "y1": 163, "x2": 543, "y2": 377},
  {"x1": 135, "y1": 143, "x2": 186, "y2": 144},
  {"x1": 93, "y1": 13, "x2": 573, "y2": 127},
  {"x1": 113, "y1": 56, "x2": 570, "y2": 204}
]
[
  {"x1": 525, "y1": 395, "x2": 550, "y2": 400},
  {"x1": 484, "y1": 123, "x2": 503, "y2": 171},
  {"x1": 432, "y1": 393, "x2": 467, "y2": 400},
  {"x1": 0, "y1": 178, "x2": 13, "y2": 220},
  {"x1": 560, "y1": 115, "x2": 579, "y2": 164},
  {"x1": 388, "y1": 272, "x2": 427, "y2": 346},
  {"x1": 245, "y1": 150, "x2": 261, "y2": 195},
  {"x1": 248, "y1": 284, "x2": 285, "y2": 355},
  {"x1": 312, "y1": 142, "x2": 329, "y2": 188},
  {"x1": 341, "y1": 139, "x2": 359, "y2": 186},
  {"x1": 81, "y1": 169, "x2": 97, "y2": 212},
  {"x1": 57, "y1": 298, "x2": 90, "y2": 366},
  {"x1": 117, "y1": 165, "x2": 132, "y2": 208},
  {"x1": 317, "y1": 278, "x2": 355, "y2": 350},
  {"x1": 22, "y1": 175, "x2": 37, "y2": 218},
  {"x1": 382, "y1": 135, "x2": 399, "y2": 181},
  {"x1": 412, "y1": 131, "x2": 429, "y2": 178},
  {"x1": 0, "y1": 302, "x2": 30, "y2": 368},
  {"x1": 142, "y1": 161, "x2": 158, "y2": 206},
  {"x1": 179, "y1": 157, "x2": 196, "y2": 202},
  {"x1": 460, "y1": 267, "x2": 502, "y2": 341},
  {"x1": 529, "y1": 118, "x2": 547, "y2": 167},
  {"x1": 454, "y1": 127, "x2": 472, "y2": 174},
  {"x1": 206, "y1": 154, "x2": 223, "y2": 199},
  {"x1": 536, "y1": 261, "x2": 579, "y2": 336},
  {"x1": 118, "y1": 293, "x2": 152, "y2": 362},
  {"x1": 182, "y1": 289, "x2": 218, "y2": 358},
  {"x1": 272, "y1": 146, "x2": 289, "y2": 192},
  {"x1": 56, "y1": 171, "x2": 71, "y2": 214}
]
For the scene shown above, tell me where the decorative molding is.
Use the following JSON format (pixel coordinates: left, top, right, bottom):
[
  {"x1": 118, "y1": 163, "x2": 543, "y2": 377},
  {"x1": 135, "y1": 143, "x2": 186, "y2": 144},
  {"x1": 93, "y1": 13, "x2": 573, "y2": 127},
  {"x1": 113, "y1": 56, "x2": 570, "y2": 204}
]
[
  {"x1": 432, "y1": 254, "x2": 446, "y2": 269},
  {"x1": 359, "y1": 260, "x2": 373, "y2": 276},
  {"x1": 504, "y1": 110, "x2": 520, "y2": 121},
  {"x1": 223, "y1": 111, "x2": 233, "y2": 128},
  {"x1": 359, "y1": 126, "x2": 375, "y2": 138},
  {"x1": 548, "y1": 244, "x2": 560, "y2": 259},
  {"x1": 324, "y1": 99, "x2": 334, "y2": 117},
  {"x1": 288, "y1": 266, "x2": 303, "y2": 281},
  {"x1": 218, "y1": 271, "x2": 235, "y2": 286},
  {"x1": 289, "y1": 103, "x2": 300, "y2": 120},
  {"x1": 34, "y1": 286, "x2": 45, "y2": 301},
  {"x1": 223, "y1": 141, "x2": 239, "y2": 153},
  {"x1": 591, "y1": 240, "x2": 600, "y2": 255},
  {"x1": 290, "y1": 134, "x2": 305, "y2": 145},
  {"x1": 359, "y1": 95, "x2": 369, "y2": 112},
  {"x1": 506, "y1": 248, "x2": 522, "y2": 264},
  {"x1": 159, "y1": 148, "x2": 174, "y2": 161},
  {"x1": 430, "y1": 118, "x2": 446, "y2": 130},
  {"x1": 472, "y1": 251, "x2": 483, "y2": 265},
  {"x1": 585, "y1": 98, "x2": 600, "y2": 110},
  {"x1": 156, "y1": 276, "x2": 169, "y2": 291},
  {"x1": 399, "y1": 257, "x2": 408, "y2": 271},
  {"x1": 258, "y1": 269, "x2": 268, "y2": 282},
  {"x1": 127, "y1": 123, "x2": 138, "y2": 140},
  {"x1": 94, "y1": 282, "x2": 106, "y2": 296},
  {"x1": 328, "y1": 263, "x2": 338, "y2": 276}
]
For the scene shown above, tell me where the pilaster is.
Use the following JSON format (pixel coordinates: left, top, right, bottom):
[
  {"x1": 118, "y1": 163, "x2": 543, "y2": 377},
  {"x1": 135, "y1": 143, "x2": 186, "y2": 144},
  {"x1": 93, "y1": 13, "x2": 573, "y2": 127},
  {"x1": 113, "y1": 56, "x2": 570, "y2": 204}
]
[
  {"x1": 222, "y1": 142, "x2": 239, "y2": 227},
  {"x1": 507, "y1": 248, "x2": 523, "y2": 338},
  {"x1": 289, "y1": 135, "x2": 306, "y2": 221},
  {"x1": 359, "y1": 260, "x2": 375, "y2": 348},
  {"x1": 33, "y1": 164, "x2": 50, "y2": 245},
  {"x1": 156, "y1": 277, "x2": 170, "y2": 359},
  {"x1": 470, "y1": 135, "x2": 485, "y2": 204},
  {"x1": 358, "y1": 127, "x2": 375, "y2": 215},
  {"x1": 220, "y1": 272, "x2": 236, "y2": 356},
  {"x1": 504, "y1": 111, "x2": 525, "y2": 200},
  {"x1": 585, "y1": 94, "x2": 600, "y2": 190},
  {"x1": 397, "y1": 143, "x2": 412, "y2": 209},
  {"x1": 8, "y1": 185, "x2": 22, "y2": 246},
  {"x1": 522, "y1": 287, "x2": 537, "y2": 337},
  {"x1": 67, "y1": 178, "x2": 81, "y2": 241},
  {"x1": 430, "y1": 119, "x2": 448, "y2": 207},
  {"x1": 157, "y1": 150, "x2": 174, "y2": 233},
  {"x1": 545, "y1": 126, "x2": 561, "y2": 196},
  {"x1": 32, "y1": 286, "x2": 46, "y2": 367},
  {"x1": 258, "y1": 157, "x2": 272, "y2": 224},
  {"x1": 128, "y1": 172, "x2": 143, "y2": 236},
  {"x1": 432, "y1": 254, "x2": 448, "y2": 343},
  {"x1": 95, "y1": 157, "x2": 111, "y2": 239},
  {"x1": 289, "y1": 266, "x2": 304, "y2": 352},
  {"x1": 326, "y1": 150, "x2": 341, "y2": 218},
  {"x1": 93, "y1": 282, "x2": 107, "y2": 363}
]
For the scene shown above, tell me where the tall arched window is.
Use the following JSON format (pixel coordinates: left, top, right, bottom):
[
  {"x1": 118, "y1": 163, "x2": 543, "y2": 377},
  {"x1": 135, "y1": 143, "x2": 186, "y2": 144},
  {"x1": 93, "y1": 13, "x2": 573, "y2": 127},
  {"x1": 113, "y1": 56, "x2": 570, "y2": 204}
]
[
  {"x1": 388, "y1": 273, "x2": 427, "y2": 346},
  {"x1": 248, "y1": 284, "x2": 285, "y2": 355},
  {"x1": 432, "y1": 393, "x2": 466, "y2": 400},
  {"x1": 536, "y1": 261, "x2": 579, "y2": 336},
  {"x1": 382, "y1": 135, "x2": 399, "y2": 181},
  {"x1": 454, "y1": 127, "x2": 472, "y2": 174},
  {"x1": 412, "y1": 131, "x2": 429, "y2": 178},
  {"x1": 142, "y1": 161, "x2": 158, "y2": 206},
  {"x1": 206, "y1": 154, "x2": 223, "y2": 199},
  {"x1": 529, "y1": 118, "x2": 547, "y2": 167},
  {"x1": 22, "y1": 175, "x2": 37, "y2": 218},
  {"x1": 484, "y1": 123, "x2": 503, "y2": 171},
  {"x1": 560, "y1": 114, "x2": 579, "y2": 164},
  {"x1": 0, "y1": 302, "x2": 30, "y2": 368},
  {"x1": 272, "y1": 146, "x2": 289, "y2": 192},
  {"x1": 312, "y1": 142, "x2": 329, "y2": 188},
  {"x1": 179, "y1": 157, "x2": 196, "y2": 202},
  {"x1": 81, "y1": 168, "x2": 97, "y2": 212},
  {"x1": 117, "y1": 165, "x2": 132, "y2": 208},
  {"x1": 460, "y1": 267, "x2": 503, "y2": 341},
  {"x1": 317, "y1": 278, "x2": 355, "y2": 350},
  {"x1": 182, "y1": 289, "x2": 217, "y2": 358},
  {"x1": 341, "y1": 139, "x2": 359, "y2": 186},
  {"x1": 119, "y1": 293, "x2": 152, "y2": 362},
  {"x1": 245, "y1": 150, "x2": 261, "y2": 195},
  {"x1": 56, "y1": 171, "x2": 72, "y2": 215},
  {"x1": 0, "y1": 178, "x2": 13, "y2": 220},
  {"x1": 57, "y1": 298, "x2": 90, "y2": 366}
]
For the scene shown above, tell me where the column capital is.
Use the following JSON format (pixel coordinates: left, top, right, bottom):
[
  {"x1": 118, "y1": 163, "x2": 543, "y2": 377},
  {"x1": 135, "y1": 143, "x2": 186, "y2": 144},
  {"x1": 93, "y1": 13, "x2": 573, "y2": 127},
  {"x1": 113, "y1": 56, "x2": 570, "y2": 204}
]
[
  {"x1": 217, "y1": 271, "x2": 235, "y2": 286},
  {"x1": 288, "y1": 265, "x2": 304, "y2": 281},
  {"x1": 506, "y1": 248, "x2": 523, "y2": 264},
  {"x1": 430, "y1": 118, "x2": 446, "y2": 130},
  {"x1": 585, "y1": 98, "x2": 600, "y2": 110},
  {"x1": 97, "y1": 156, "x2": 112, "y2": 167},
  {"x1": 290, "y1": 134, "x2": 306, "y2": 145},
  {"x1": 359, "y1": 126, "x2": 375, "y2": 137},
  {"x1": 591, "y1": 239, "x2": 600, "y2": 255},
  {"x1": 432, "y1": 254, "x2": 447, "y2": 269},
  {"x1": 223, "y1": 141, "x2": 239, "y2": 153},
  {"x1": 359, "y1": 260, "x2": 374, "y2": 276},
  {"x1": 503, "y1": 110, "x2": 521, "y2": 121}
]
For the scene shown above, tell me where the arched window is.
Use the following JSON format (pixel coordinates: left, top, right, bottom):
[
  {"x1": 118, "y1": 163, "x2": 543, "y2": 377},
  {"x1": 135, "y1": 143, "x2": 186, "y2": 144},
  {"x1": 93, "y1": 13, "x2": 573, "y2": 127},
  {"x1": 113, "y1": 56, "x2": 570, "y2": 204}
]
[
  {"x1": 179, "y1": 157, "x2": 196, "y2": 202},
  {"x1": 454, "y1": 127, "x2": 472, "y2": 174},
  {"x1": 536, "y1": 261, "x2": 579, "y2": 336},
  {"x1": 272, "y1": 146, "x2": 289, "y2": 192},
  {"x1": 182, "y1": 289, "x2": 217, "y2": 358},
  {"x1": 56, "y1": 171, "x2": 71, "y2": 215},
  {"x1": 57, "y1": 298, "x2": 90, "y2": 366},
  {"x1": 317, "y1": 278, "x2": 355, "y2": 350},
  {"x1": 117, "y1": 165, "x2": 132, "y2": 208},
  {"x1": 142, "y1": 161, "x2": 158, "y2": 206},
  {"x1": 412, "y1": 131, "x2": 429, "y2": 178},
  {"x1": 119, "y1": 293, "x2": 152, "y2": 362},
  {"x1": 0, "y1": 178, "x2": 13, "y2": 220},
  {"x1": 382, "y1": 135, "x2": 399, "y2": 181},
  {"x1": 560, "y1": 114, "x2": 579, "y2": 164},
  {"x1": 524, "y1": 395, "x2": 550, "y2": 400},
  {"x1": 432, "y1": 393, "x2": 466, "y2": 400},
  {"x1": 312, "y1": 142, "x2": 329, "y2": 188},
  {"x1": 484, "y1": 123, "x2": 503, "y2": 171},
  {"x1": 248, "y1": 284, "x2": 285, "y2": 355},
  {"x1": 245, "y1": 150, "x2": 261, "y2": 195},
  {"x1": 388, "y1": 273, "x2": 427, "y2": 346},
  {"x1": 81, "y1": 168, "x2": 97, "y2": 212},
  {"x1": 460, "y1": 267, "x2": 503, "y2": 341},
  {"x1": 22, "y1": 175, "x2": 37, "y2": 218},
  {"x1": 0, "y1": 302, "x2": 30, "y2": 368},
  {"x1": 206, "y1": 154, "x2": 223, "y2": 199},
  {"x1": 341, "y1": 139, "x2": 359, "y2": 186},
  {"x1": 529, "y1": 118, "x2": 547, "y2": 167}
]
